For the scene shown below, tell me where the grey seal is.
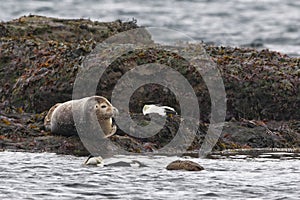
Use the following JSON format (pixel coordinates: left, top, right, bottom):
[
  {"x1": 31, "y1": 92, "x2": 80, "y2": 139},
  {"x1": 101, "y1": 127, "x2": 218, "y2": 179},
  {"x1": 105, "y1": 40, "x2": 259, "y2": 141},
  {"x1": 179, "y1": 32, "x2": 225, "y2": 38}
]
[{"x1": 44, "y1": 96, "x2": 118, "y2": 137}]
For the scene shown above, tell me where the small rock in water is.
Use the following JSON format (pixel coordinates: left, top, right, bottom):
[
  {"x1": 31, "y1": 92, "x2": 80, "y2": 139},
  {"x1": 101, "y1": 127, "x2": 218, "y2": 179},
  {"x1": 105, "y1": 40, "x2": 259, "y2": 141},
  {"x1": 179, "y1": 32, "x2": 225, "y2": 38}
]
[
  {"x1": 166, "y1": 160, "x2": 204, "y2": 171},
  {"x1": 105, "y1": 160, "x2": 147, "y2": 168},
  {"x1": 83, "y1": 155, "x2": 104, "y2": 167}
]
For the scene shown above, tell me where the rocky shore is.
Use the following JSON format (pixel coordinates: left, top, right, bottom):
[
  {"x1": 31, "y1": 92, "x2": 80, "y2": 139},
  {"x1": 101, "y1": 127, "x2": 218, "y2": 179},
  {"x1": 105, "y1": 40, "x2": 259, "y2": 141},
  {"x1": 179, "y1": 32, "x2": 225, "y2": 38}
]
[{"x1": 0, "y1": 15, "x2": 299, "y2": 157}]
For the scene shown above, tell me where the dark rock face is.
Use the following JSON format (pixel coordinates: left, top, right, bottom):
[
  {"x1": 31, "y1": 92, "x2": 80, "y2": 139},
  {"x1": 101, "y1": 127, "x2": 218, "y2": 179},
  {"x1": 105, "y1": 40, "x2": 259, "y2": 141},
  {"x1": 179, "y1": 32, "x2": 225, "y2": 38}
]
[
  {"x1": 1, "y1": 15, "x2": 299, "y2": 121},
  {"x1": 215, "y1": 120, "x2": 300, "y2": 151},
  {"x1": 0, "y1": 110, "x2": 89, "y2": 156},
  {"x1": 0, "y1": 15, "x2": 299, "y2": 156},
  {"x1": 166, "y1": 160, "x2": 204, "y2": 171},
  {"x1": 0, "y1": 15, "x2": 140, "y2": 113}
]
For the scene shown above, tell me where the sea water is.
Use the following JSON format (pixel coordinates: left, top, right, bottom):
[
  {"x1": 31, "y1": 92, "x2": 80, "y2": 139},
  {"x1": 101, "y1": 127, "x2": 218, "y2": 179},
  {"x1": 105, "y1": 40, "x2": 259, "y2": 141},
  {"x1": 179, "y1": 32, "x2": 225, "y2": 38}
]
[
  {"x1": 0, "y1": 0, "x2": 299, "y2": 56},
  {"x1": 0, "y1": 1, "x2": 299, "y2": 199},
  {"x1": 0, "y1": 151, "x2": 299, "y2": 199}
]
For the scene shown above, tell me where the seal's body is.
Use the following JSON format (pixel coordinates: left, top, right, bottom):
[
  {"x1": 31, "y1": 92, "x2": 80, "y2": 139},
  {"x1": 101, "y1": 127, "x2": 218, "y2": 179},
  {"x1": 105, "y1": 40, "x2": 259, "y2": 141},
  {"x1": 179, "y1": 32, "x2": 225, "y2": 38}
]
[
  {"x1": 44, "y1": 96, "x2": 118, "y2": 137},
  {"x1": 44, "y1": 103, "x2": 61, "y2": 131}
]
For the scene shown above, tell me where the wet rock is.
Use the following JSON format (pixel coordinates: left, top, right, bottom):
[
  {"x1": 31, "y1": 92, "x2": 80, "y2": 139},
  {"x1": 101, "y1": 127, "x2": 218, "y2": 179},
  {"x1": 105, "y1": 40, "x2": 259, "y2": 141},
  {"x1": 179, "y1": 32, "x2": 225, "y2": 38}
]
[
  {"x1": 214, "y1": 120, "x2": 300, "y2": 151},
  {"x1": 1, "y1": 15, "x2": 299, "y2": 121},
  {"x1": 0, "y1": 15, "x2": 140, "y2": 113},
  {"x1": 207, "y1": 148, "x2": 300, "y2": 159},
  {"x1": 105, "y1": 160, "x2": 147, "y2": 168},
  {"x1": 110, "y1": 135, "x2": 145, "y2": 153},
  {"x1": 166, "y1": 160, "x2": 204, "y2": 171},
  {"x1": 0, "y1": 15, "x2": 299, "y2": 156}
]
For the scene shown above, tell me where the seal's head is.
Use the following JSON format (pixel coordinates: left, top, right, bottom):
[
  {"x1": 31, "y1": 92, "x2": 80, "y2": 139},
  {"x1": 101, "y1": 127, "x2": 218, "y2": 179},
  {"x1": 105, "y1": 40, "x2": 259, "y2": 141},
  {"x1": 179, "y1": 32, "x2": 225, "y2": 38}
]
[
  {"x1": 84, "y1": 96, "x2": 118, "y2": 138},
  {"x1": 86, "y1": 96, "x2": 118, "y2": 120}
]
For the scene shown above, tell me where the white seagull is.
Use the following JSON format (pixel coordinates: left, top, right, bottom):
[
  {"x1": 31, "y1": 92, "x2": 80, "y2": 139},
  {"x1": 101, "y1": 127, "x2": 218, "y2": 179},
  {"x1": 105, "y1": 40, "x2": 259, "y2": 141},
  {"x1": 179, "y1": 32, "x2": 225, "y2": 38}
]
[{"x1": 142, "y1": 104, "x2": 177, "y2": 117}]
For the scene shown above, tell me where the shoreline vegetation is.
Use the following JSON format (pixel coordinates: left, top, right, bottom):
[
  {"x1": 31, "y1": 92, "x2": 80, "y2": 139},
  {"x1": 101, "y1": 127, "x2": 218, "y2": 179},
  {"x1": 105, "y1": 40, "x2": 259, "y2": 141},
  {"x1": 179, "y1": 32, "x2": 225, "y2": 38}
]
[{"x1": 0, "y1": 15, "x2": 299, "y2": 157}]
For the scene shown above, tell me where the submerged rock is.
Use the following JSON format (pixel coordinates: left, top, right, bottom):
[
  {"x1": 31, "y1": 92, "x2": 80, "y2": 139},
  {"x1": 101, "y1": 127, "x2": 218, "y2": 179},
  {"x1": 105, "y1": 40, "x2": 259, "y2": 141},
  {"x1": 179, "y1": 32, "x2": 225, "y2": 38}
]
[{"x1": 166, "y1": 160, "x2": 204, "y2": 171}]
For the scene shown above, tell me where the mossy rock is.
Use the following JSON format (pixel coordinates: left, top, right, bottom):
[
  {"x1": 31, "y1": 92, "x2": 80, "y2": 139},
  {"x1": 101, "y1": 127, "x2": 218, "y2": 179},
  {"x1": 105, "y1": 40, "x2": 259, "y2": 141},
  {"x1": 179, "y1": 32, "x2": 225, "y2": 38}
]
[{"x1": 1, "y1": 15, "x2": 299, "y2": 121}]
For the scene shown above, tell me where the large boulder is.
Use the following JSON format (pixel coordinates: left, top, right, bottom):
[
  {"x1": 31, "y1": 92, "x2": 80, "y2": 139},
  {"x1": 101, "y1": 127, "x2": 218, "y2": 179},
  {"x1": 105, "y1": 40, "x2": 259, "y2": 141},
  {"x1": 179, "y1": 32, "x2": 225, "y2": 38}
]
[
  {"x1": 0, "y1": 15, "x2": 299, "y2": 156},
  {"x1": 1, "y1": 15, "x2": 299, "y2": 121}
]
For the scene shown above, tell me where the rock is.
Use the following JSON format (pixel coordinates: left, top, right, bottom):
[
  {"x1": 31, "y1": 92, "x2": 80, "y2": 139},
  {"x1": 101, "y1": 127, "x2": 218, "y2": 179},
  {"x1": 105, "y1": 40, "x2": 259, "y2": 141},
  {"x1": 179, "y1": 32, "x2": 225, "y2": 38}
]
[
  {"x1": 166, "y1": 160, "x2": 204, "y2": 171},
  {"x1": 1, "y1": 16, "x2": 299, "y2": 121},
  {"x1": 214, "y1": 120, "x2": 300, "y2": 151},
  {"x1": 0, "y1": 15, "x2": 140, "y2": 113},
  {"x1": 105, "y1": 160, "x2": 147, "y2": 168},
  {"x1": 0, "y1": 15, "x2": 300, "y2": 156}
]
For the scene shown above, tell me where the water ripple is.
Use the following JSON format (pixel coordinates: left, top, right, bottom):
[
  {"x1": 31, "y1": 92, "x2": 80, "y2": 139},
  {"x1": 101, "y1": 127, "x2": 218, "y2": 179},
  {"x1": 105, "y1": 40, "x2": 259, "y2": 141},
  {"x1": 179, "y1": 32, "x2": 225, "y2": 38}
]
[
  {"x1": 0, "y1": 0, "x2": 299, "y2": 56},
  {"x1": 0, "y1": 151, "x2": 300, "y2": 199}
]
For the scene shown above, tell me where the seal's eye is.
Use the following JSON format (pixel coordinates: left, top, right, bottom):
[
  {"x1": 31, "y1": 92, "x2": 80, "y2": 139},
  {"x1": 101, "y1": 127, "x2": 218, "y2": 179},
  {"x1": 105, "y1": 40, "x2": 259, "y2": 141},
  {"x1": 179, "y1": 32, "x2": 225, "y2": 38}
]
[
  {"x1": 95, "y1": 105, "x2": 99, "y2": 109},
  {"x1": 101, "y1": 105, "x2": 107, "y2": 109}
]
